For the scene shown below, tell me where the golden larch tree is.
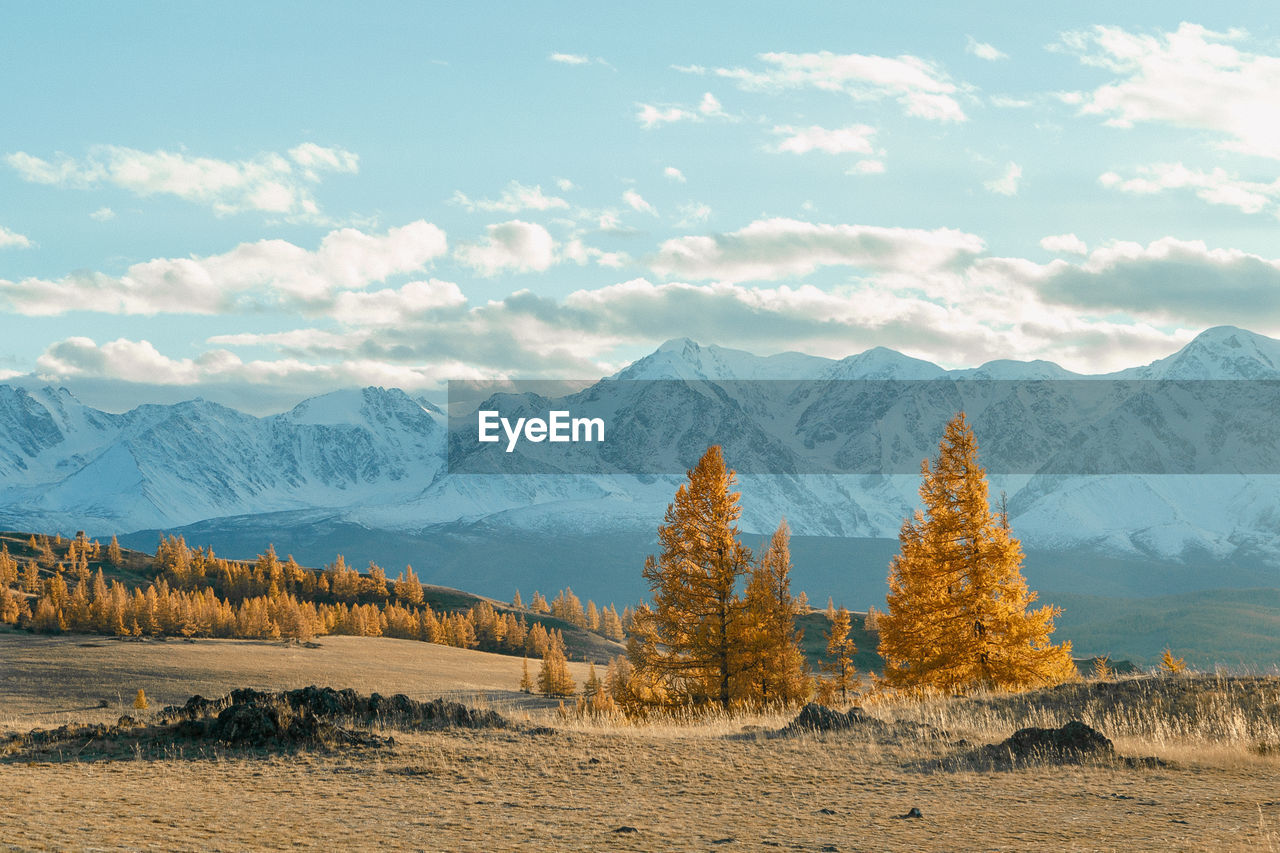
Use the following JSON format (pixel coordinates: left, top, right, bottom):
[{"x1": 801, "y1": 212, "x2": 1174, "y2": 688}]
[
  {"x1": 537, "y1": 630, "x2": 576, "y2": 697},
  {"x1": 629, "y1": 445, "x2": 752, "y2": 710},
  {"x1": 822, "y1": 607, "x2": 858, "y2": 705},
  {"x1": 735, "y1": 519, "x2": 811, "y2": 708},
  {"x1": 877, "y1": 412, "x2": 1075, "y2": 692}
]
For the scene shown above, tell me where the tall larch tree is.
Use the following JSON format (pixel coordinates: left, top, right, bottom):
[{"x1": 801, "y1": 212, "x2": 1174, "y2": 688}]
[
  {"x1": 822, "y1": 607, "x2": 858, "y2": 705},
  {"x1": 630, "y1": 445, "x2": 752, "y2": 710},
  {"x1": 537, "y1": 630, "x2": 576, "y2": 697},
  {"x1": 877, "y1": 412, "x2": 1075, "y2": 692},
  {"x1": 736, "y1": 520, "x2": 810, "y2": 708}
]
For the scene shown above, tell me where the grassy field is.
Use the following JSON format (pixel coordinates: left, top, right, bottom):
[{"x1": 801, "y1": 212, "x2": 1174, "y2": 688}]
[{"x1": 3, "y1": 630, "x2": 1280, "y2": 852}]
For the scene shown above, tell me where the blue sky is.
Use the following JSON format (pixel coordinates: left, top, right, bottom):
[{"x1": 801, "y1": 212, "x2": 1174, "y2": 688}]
[{"x1": 4, "y1": 2, "x2": 1280, "y2": 411}]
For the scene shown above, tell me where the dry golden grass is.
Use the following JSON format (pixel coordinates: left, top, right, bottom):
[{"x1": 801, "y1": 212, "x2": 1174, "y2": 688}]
[{"x1": 4, "y1": 630, "x2": 1280, "y2": 852}]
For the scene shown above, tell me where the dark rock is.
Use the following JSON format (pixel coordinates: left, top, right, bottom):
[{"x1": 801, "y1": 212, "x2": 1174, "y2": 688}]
[
  {"x1": 210, "y1": 702, "x2": 283, "y2": 746},
  {"x1": 899, "y1": 807, "x2": 923, "y2": 819},
  {"x1": 784, "y1": 703, "x2": 886, "y2": 734},
  {"x1": 174, "y1": 719, "x2": 208, "y2": 739},
  {"x1": 999, "y1": 720, "x2": 1114, "y2": 761},
  {"x1": 817, "y1": 807, "x2": 837, "y2": 815},
  {"x1": 613, "y1": 826, "x2": 639, "y2": 834},
  {"x1": 116, "y1": 715, "x2": 137, "y2": 727}
]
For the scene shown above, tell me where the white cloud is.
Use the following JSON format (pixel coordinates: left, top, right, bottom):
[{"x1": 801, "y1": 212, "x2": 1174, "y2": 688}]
[
  {"x1": 0, "y1": 221, "x2": 447, "y2": 316},
  {"x1": 89, "y1": 207, "x2": 115, "y2": 222},
  {"x1": 771, "y1": 124, "x2": 876, "y2": 155},
  {"x1": 36, "y1": 335, "x2": 468, "y2": 393},
  {"x1": 556, "y1": 178, "x2": 576, "y2": 191},
  {"x1": 1099, "y1": 162, "x2": 1280, "y2": 215},
  {"x1": 329, "y1": 279, "x2": 467, "y2": 326},
  {"x1": 452, "y1": 181, "x2": 569, "y2": 214},
  {"x1": 650, "y1": 218, "x2": 985, "y2": 282},
  {"x1": 636, "y1": 104, "x2": 698, "y2": 128},
  {"x1": 698, "y1": 92, "x2": 726, "y2": 117},
  {"x1": 455, "y1": 220, "x2": 557, "y2": 276},
  {"x1": 966, "y1": 37, "x2": 1008, "y2": 61},
  {"x1": 674, "y1": 202, "x2": 712, "y2": 227},
  {"x1": 562, "y1": 239, "x2": 631, "y2": 269},
  {"x1": 1062, "y1": 23, "x2": 1280, "y2": 159},
  {"x1": 989, "y1": 95, "x2": 1032, "y2": 108},
  {"x1": 636, "y1": 92, "x2": 732, "y2": 128},
  {"x1": 1040, "y1": 233, "x2": 1089, "y2": 255},
  {"x1": 0, "y1": 226, "x2": 32, "y2": 249},
  {"x1": 714, "y1": 50, "x2": 966, "y2": 121},
  {"x1": 847, "y1": 159, "x2": 886, "y2": 175},
  {"x1": 623, "y1": 189, "x2": 658, "y2": 216},
  {"x1": 664, "y1": 166, "x2": 687, "y2": 182},
  {"x1": 984, "y1": 162, "x2": 1022, "y2": 196},
  {"x1": 549, "y1": 52, "x2": 610, "y2": 68},
  {"x1": 6, "y1": 143, "x2": 359, "y2": 221}
]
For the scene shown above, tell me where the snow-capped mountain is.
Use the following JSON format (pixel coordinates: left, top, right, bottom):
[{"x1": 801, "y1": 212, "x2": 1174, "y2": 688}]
[
  {"x1": 2, "y1": 325, "x2": 1280, "y2": 580},
  {"x1": 0, "y1": 387, "x2": 445, "y2": 532}
]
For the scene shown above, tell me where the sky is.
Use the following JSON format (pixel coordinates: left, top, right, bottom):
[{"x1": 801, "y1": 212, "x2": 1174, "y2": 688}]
[{"x1": 4, "y1": 2, "x2": 1280, "y2": 412}]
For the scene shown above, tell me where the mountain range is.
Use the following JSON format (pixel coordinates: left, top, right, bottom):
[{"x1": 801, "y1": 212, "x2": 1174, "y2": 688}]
[{"x1": 2, "y1": 325, "x2": 1279, "y2": 660}]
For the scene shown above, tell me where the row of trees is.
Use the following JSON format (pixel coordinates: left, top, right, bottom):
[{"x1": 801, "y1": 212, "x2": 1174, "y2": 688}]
[
  {"x1": 0, "y1": 565, "x2": 580, "y2": 661},
  {"x1": 151, "y1": 537, "x2": 625, "y2": 641}
]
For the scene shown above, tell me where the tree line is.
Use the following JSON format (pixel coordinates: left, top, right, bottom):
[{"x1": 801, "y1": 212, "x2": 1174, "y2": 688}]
[{"x1": 0, "y1": 535, "x2": 625, "y2": 657}]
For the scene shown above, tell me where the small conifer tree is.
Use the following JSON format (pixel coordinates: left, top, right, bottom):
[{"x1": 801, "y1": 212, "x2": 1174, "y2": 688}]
[
  {"x1": 520, "y1": 657, "x2": 534, "y2": 693},
  {"x1": 1091, "y1": 655, "x2": 1113, "y2": 681},
  {"x1": 1160, "y1": 648, "x2": 1188, "y2": 675},
  {"x1": 822, "y1": 607, "x2": 858, "y2": 705},
  {"x1": 133, "y1": 688, "x2": 149, "y2": 710}
]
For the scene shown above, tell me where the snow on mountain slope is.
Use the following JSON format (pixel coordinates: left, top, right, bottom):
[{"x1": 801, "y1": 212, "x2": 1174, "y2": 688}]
[
  {"x1": 2, "y1": 328, "x2": 1280, "y2": 571},
  {"x1": 0, "y1": 386, "x2": 444, "y2": 532}
]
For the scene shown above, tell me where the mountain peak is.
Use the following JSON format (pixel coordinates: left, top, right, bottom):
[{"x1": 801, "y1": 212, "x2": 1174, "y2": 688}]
[{"x1": 1126, "y1": 326, "x2": 1280, "y2": 379}]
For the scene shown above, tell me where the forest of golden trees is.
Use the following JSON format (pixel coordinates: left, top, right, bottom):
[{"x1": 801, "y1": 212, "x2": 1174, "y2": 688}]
[{"x1": 0, "y1": 533, "x2": 624, "y2": 670}]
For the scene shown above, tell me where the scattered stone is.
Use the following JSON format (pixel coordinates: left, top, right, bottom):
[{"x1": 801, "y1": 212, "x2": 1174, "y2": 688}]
[
  {"x1": 115, "y1": 715, "x2": 137, "y2": 728},
  {"x1": 710, "y1": 838, "x2": 735, "y2": 844},
  {"x1": 96, "y1": 699, "x2": 110, "y2": 708},
  {"x1": 817, "y1": 807, "x2": 837, "y2": 815},
  {"x1": 820, "y1": 845, "x2": 839, "y2": 852},
  {"x1": 612, "y1": 826, "x2": 639, "y2": 834},
  {"x1": 897, "y1": 807, "x2": 923, "y2": 819}
]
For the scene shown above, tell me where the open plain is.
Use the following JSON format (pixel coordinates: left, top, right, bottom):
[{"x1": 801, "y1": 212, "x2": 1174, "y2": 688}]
[{"x1": 3, "y1": 631, "x2": 1279, "y2": 852}]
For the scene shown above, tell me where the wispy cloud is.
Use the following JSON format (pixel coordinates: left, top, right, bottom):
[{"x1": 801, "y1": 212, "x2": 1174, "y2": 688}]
[
  {"x1": 622, "y1": 189, "x2": 658, "y2": 216},
  {"x1": 6, "y1": 143, "x2": 359, "y2": 222},
  {"x1": 636, "y1": 92, "x2": 732, "y2": 128},
  {"x1": 1100, "y1": 163, "x2": 1280, "y2": 216},
  {"x1": 650, "y1": 218, "x2": 985, "y2": 282},
  {"x1": 771, "y1": 124, "x2": 876, "y2": 155},
  {"x1": 0, "y1": 221, "x2": 447, "y2": 316},
  {"x1": 711, "y1": 50, "x2": 967, "y2": 121},
  {"x1": 452, "y1": 181, "x2": 570, "y2": 214},
  {"x1": 966, "y1": 36, "x2": 1008, "y2": 61},
  {"x1": 0, "y1": 226, "x2": 32, "y2": 249},
  {"x1": 984, "y1": 162, "x2": 1022, "y2": 196}
]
